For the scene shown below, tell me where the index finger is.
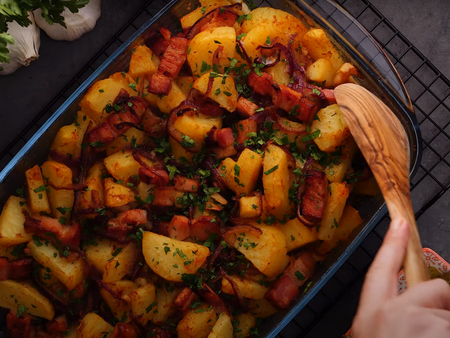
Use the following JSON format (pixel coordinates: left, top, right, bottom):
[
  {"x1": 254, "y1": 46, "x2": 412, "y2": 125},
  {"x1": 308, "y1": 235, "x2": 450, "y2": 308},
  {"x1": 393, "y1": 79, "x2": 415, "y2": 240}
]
[{"x1": 358, "y1": 217, "x2": 409, "y2": 313}]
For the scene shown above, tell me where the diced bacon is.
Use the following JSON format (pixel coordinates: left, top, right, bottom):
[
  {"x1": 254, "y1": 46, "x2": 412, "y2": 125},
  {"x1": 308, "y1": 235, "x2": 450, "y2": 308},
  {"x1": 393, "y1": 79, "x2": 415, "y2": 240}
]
[
  {"x1": 212, "y1": 145, "x2": 237, "y2": 159},
  {"x1": 237, "y1": 119, "x2": 258, "y2": 145},
  {"x1": 283, "y1": 252, "x2": 316, "y2": 288},
  {"x1": 153, "y1": 187, "x2": 181, "y2": 207},
  {"x1": 265, "y1": 275, "x2": 299, "y2": 309},
  {"x1": 298, "y1": 88, "x2": 320, "y2": 121},
  {"x1": 105, "y1": 209, "x2": 148, "y2": 242},
  {"x1": 88, "y1": 91, "x2": 148, "y2": 148},
  {"x1": 141, "y1": 110, "x2": 167, "y2": 137},
  {"x1": 145, "y1": 30, "x2": 169, "y2": 56},
  {"x1": 190, "y1": 216, "x2": 220, "y2": 241},
  {"x1": 23, "y1": 212, "x2": 81, "y2": 249},
  {"x1": 46, "y1": 315, "x2": 68, "y2": 334},
  {"x1": 236, "y1": 97, "x2": 258, "y2": 118},
  {"x1": 200, "y1": 7, "x2": 239, "y2": 32},
  {"x1": 173, "y1": 176, "x2": 200, "y2": 192},
  {"x1": 199, "y1": 102, "x2": 224, "y2": 117},
  {"x1": 139, "y1": 167, "x2": 170, "y2": 187},
  {"x1": 111, "y1": 323, "x2": 137, "y2": 338},
  {"x1": 168, "y1": 215, "x2": 190, "y2": 241},
  {"x1": 301, "y1": 170, "x2": 327, "y2": 219},
  {"x1": 217, "y1": 128, "x2": 235, "y2": 148},
  {"x1": 158, "y1": 222, "x2": 170, "y2": 236},
  {"x1": 8, "y1": 258, "x2": 34, "y2": 280},
  {"x1": 6, "y1": 311, "x2": 31, "y2": 338},
  {"x1": 148, "y1": 72, "x2": 172, "y2": 95},
  {"x1": 174, "y1": 287, "x2": 198, "y2": 312},
  {"x1": 248, "y1": 72, "x2": 276, "y2": 96},
  {"x1": 158, "y1": 37, "x2": 189, "y2": 78},
  {"x1": 0, "y1": 257, "x2": 8, "y2": 281},
  {"x1": 322, "y1": 89, "x2": 336, "y2": 105},
  {"x1": 274, "y1": 85, "x2": 303, "y2": 114}
]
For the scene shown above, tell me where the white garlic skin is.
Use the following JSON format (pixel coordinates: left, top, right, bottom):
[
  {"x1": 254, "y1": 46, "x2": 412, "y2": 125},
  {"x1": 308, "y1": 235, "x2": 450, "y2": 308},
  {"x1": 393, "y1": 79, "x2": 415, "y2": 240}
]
[
  {"x1": 34, "y1": 0, "x2": 101, "y2": 41},
  {"x1": 0, "y1": 13, "x2": 41, "y2": 75}
]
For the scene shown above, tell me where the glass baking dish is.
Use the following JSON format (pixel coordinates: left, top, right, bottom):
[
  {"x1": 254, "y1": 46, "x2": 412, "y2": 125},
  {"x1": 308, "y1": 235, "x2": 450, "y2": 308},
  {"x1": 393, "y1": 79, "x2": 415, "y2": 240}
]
[{"x1": 0, "y1": 0, "x2": 421, "y2": 336}]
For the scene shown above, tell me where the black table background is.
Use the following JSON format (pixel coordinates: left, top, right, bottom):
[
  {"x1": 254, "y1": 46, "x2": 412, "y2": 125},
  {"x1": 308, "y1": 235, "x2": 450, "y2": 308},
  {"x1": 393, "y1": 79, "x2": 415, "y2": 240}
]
[{"x1": 1, "y1": 1, "x2": 450, "y2": 337}]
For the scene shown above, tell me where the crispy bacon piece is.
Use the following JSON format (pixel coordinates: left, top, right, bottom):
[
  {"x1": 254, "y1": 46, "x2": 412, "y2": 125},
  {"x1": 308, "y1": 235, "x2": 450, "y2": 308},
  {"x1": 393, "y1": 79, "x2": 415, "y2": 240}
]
[
  {"x1": 237, "y1": 118, "x2": 258, "y2": 145},
  {"x1": 274, "y1": 85, "x2": 302, "y2": 114},
  {"x1": 190, "y1": 216, "x2": 220, "y2": 241},
  {"x1": 105, "y1": 209, "x2": 148, "y2": 242},
  {"x1": 212, "y1": 144, "x2": 237, "y2": 159},
  {"x1": 199, "y1": 102, "x2": 224, "y2": 117},
  {"x1": 301, "y1": 170, "x2": 327, "y2": 219},
  {"x1": 158, "y1": 37, "x2": 189, "y2": 78},
  {"x1": 283, "y1": 252, "x2": 316, "y2": 288},
  {"x1": 217, "y1": 128, "x2": 235, "y2": 148},
  {"x1": 46, "y1": 315, "x2": 68, "y2": 334},
  {"x1": 265, "y1": 275, "x2": 299, "y2": 309},
  {"x1": 173, "y1": 176, "x2": 200, "y2": 192},
  {"x1": 297, "y1": 88, "x2": 320, "y2": 121},
  {"x1": 322, "y1": 88, "x2": 336, "y2": 105},
  {"x1": 236, "y1": 97, "x2": 258, "y2": 118},
  {"x1": 6, "y1": 311, "x2": 32, "y2": 338},
  {"x1": 141, "y1": 110, "x2": 167, "y2": 137},
  {"x1": 0, "y1": 257, "x2": 8, "y2": 281},
  {"x1": 8, "y1": 258, "x2": 34, "y2": 280},
  {"x1": 111, "y1": 323, "x2": 138, "y2": 338},
  {"x1": 152, "y1": 187, "x2": 181, "y2": 207},
  {"x1": 88, "y1": 91, "x2": 148, "y2": 148},
  {"x1": 145, "y1": 30, "x2": 169, "y2": 56},
  {"x1": 168, "y1": 215, "x2": 190, "y2": 241},
  {"x1": 148, "y1": 72, "x2": 172, "y2": 95},
  {"x1": 174, "y1": 287, "x2": 198, "y2": 312},
  {"x1": 23, "y1": 212, "x2": 81, "y2": 249},
  {"x1": 139, "y1": 167, "x2": 170, "y2": 187},
  {"x1": 248, "y1": 72, "x2": 276, "y2": 96}
]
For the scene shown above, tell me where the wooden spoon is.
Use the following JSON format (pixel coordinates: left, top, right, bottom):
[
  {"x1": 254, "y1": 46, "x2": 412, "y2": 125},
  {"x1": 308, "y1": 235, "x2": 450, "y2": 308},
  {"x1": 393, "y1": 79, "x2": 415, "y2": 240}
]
[{"x1": 334, "y1": 83, "x2": 429, "y2": 287}]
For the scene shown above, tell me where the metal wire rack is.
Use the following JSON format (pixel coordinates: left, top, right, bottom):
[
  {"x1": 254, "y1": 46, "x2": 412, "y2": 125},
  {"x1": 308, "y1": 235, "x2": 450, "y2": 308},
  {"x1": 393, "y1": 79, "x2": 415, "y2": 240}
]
[{"x1": 0, "y1": 0, "x2": 448, "y2": 337}]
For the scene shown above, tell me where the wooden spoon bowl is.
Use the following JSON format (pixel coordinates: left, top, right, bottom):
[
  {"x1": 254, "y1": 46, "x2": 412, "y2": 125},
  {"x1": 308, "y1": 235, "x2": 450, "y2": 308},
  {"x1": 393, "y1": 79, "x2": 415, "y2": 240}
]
[{"x1": 335, "y1": 83, "x2": 429, "y2": 286}]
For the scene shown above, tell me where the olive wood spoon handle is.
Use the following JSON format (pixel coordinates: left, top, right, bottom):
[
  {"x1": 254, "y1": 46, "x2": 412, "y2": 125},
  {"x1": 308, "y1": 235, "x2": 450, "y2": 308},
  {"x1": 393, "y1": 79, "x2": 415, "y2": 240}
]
[{"x1": 334, "y1": 83, "x2": 429, "y2": 287}]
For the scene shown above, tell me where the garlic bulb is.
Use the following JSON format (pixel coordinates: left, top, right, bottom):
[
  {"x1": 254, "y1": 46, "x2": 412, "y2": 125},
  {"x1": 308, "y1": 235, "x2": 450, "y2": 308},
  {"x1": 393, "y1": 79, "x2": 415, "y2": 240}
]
[
  {"x1": 34, "y1": 0, "x2": 101, "y2": 41},
  {"x1": 0, "y1": 13, "x2": 41, "y2": 75}
]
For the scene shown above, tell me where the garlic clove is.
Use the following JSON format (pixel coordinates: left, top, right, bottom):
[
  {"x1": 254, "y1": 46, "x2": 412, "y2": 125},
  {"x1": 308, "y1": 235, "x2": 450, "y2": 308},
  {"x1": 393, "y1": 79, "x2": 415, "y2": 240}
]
[
  {"x1": 0, "y1": 12, "x2": 41, "y2": 76},
  {"x1": 34, "y1": 0, "x2": 101, "y2": 41}
]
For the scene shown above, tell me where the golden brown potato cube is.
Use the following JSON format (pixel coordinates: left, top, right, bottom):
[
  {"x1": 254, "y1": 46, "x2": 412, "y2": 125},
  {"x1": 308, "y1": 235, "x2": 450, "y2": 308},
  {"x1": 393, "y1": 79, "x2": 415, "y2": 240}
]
[
  {"x1": 302, "y1": 28, "x2": 344, "y2": 72},
  {"x1": 317, "y1": 205, "x2": 363, "y2": 254},
  {"x1": 248, "y1": 298, "x2": 278, "y2": 318},
  {"x1": 79, "y1": 78, "x2": 135, "y2": 124},
  {"x1": 175, "y1": 76, "x2": 194, "y2": 96},
  {"x1": 180, "y1": 6, "x2": 204, "y2": 30},
  {"x1": 207, "y1": 312, "x2": 233, "y2": 338},
  {"x1": 40, "y1": 161, "x2": 74, "y2": 220},
  {"x1": 77, "y1": 313, "x2": 113, "y2": 338},
  {"x1": 49, "y1": 124, "x2": 80, "y2": 163},
  {"x1": 77, "y1": 162, "x2": 106, "y2": 217},
  {"x1": 266, "y1": 60, "x2": 291, "y2": 86},
  {"x1": 0, "y1": 245, "x2": 20, "y2": 260},
  {"x1": 232, "y1": 313, "x2": 256, "y2": 338},
  {"x1": 25, "y1": 165, "x2": 51, "y2": 214},
  {"x1": 324, "y1": 137, "x2": 357, "y2": 183},
  {"x1": 129, "y1": 282, "x2": 156, "y2": 326},
  {"x1": 103, "y1": 242, "x2": 139, "y2": 283},
  {"x1": 0, "y1": 196, "x2": 32, "y2": 246},
  {"x1": 27, "y1": 239, "x2": 85, "y2": 290},
  {"x1": 187, "y1": 26, "x2": 236, "y2": 75},
  {"x1": 223, "y1": 224, "x2": 288, "y2": 278},
  {"x1": 104, "y1": 178, "x2": 135, "y2": 208},
  {"x1": 157, "y1": 80, "x2": 186, "y2": 113},
  {"x1": 152, "y1": 281, "x2": 180, "y2": 324},
  {"x1": 333, "y1": 63, "x2": 359, "y2": 86},
  {"x1": 306, "y1": 58, "x2": 335, "y2": 87},
  {"x1": 173, "y1": 112, "x2": 222, "y2": 147},
  {"x1": 106, "y1": 127, "x2": 147, "y2": 156},
  {"x1": 100, "y1": 280, "x2": 137, "y2": 321},
  {"x1": 169, "y1": 136, "x2": 194, "y2": 163},
  {"x1": 277, "y1": 218, "x2": 318, "y2": 252},
  {"x1": 142, "y1": 232, "x2": 210, "y2": 282},
  {"x1": 84, "y1": 238, "x2": 122, "y2": 273},
  {"x1": 0, "y1": 280, "x2": 54, "y2": 320},
  {"x1": 104, "y1": 149, "x2": 152, "y2": 182},
  {"x1": 311, "y1": 104, "x2": 350, "y2": 152},
  {"x1": 262, "y1": 144, "x2": 291, "y2": 218},
  {"x1": 193, "y1": 73, "x2": 238, "y2": 112},
  {"x1": 239, "y1": 195, "x2": 261, "y2": 218},
  {"x1": 177, "y1": 302, "x2": 217, "y2": 338},
  {"x1": 221, "y1": 275, "x2": 267, "y2": 299},
  {"x1": 317, "y1": 182, "x2": 350, "y2": 241},
  {"x1": 129, "y1": 45, "x2": 159, "y2": 79}
]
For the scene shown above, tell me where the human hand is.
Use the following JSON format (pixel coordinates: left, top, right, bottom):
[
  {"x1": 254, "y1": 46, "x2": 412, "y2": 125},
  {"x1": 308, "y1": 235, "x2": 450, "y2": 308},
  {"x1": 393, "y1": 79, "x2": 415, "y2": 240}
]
[{"x1": 352, "y1": 217, "x2": 450, "y2": 338}]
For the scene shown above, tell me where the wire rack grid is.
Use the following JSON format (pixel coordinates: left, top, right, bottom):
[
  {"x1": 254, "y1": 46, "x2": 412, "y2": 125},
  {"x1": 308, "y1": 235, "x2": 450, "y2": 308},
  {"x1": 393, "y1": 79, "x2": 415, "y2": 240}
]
[{"x1": 0, "y1": 0, "x2": 449, "y2": 337}]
